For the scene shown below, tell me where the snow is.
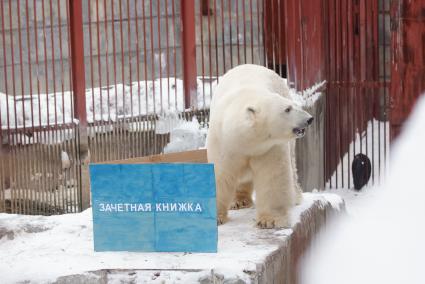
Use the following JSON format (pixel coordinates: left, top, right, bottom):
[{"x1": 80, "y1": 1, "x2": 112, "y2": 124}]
[
  {"x1": 161, "y1": 116, "x2": 208, "y2": 154},
  {"x1": 288, "y1": 80, "x2": 326, "y2": 108},
  {"x1": 105, "y1": 270, "x2": 212, "y2": 284},
  {"x1": 1, "y1": 77, "x2": 214, "y2": 146},
  {"x1": 155, "y1": 111, "x2": 208, "y2": 154},
  {"x1": 0, "y1": 192, "x2": 342, "y2": 283},
  {"x1": 302, "y1": 94, "x2": 425, "y2": 284},
  {"x1": 0, "y1": 77, "x2": 214, "y2": 130},
  {"x1": 2, "y1": 76, "x2": 325, "y2": 150},
  {"x1": 61, "y1": 151, "x2": 71, "y2": 170},
  {"x1": 0, "y1": 91, "x2": 74, "y2": 129},
  {"x1": 1, "y1": 77, "x2": 322, "y2": 132},
  {"x1": 320, "y1": 187, "x2": 377, "y2": 216}
]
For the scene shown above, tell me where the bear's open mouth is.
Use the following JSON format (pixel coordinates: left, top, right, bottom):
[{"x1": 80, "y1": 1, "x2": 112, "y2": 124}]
[{"x1": 293, "y1": 127, "x2": 306, "y2": 137}]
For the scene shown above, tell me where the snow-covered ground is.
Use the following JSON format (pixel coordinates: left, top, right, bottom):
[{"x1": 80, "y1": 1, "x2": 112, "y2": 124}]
[
  {"x1": 303, "y1": 94, "x2": 425, "y2": 284},
  {"x1": 0, "y1": 78, "x2": 334, "y2": 283},
  {"x1": 322, "y1": 187, "x2": 378, "y2": 216},
  {"x1": 0, "y1": 192, "x2": 342, "y2": 283}
]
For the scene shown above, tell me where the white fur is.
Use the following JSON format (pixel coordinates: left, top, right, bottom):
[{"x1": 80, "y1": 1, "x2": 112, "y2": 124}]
[{"x1": 207, "y1": 64, "x2": 312, "y2": 228}]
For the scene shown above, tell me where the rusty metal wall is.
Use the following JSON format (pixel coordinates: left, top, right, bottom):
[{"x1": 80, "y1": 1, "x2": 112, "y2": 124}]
[
  {"x1": 263, "y1": 0, "x2": 286, "y2": 77},
  {"x1": 265, "y1": 0, "x2": 391, "y2": 189},
  {"x1": 390, "y1": 0, "x2": 425, "y2": 139},
  {"x1": 323, "y1": 0, "x2": 391, "y2": 188}
]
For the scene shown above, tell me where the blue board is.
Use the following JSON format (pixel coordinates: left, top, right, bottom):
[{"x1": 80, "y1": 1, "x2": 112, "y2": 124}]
[{"x1": 89, "y1": 163, "x2": 217, "y2": 252}]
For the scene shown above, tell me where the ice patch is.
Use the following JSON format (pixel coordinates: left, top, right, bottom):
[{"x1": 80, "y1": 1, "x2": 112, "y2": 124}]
[{"x1": 161, "y1": 116, "x2": 208, "y2": 154}]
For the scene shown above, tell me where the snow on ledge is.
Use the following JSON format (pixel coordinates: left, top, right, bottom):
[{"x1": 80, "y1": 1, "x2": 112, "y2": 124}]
[{"x1": 0, "y1": 193, "x2": 343, "y2": 283}]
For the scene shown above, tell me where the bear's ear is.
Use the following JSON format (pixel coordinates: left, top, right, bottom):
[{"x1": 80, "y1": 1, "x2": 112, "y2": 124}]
[
  {"x1": 246, "y1": 106, "x2": 257, "y2": 122},
  {"x1": 247, "y1": 107, "x2": 256, "y2": 114}
]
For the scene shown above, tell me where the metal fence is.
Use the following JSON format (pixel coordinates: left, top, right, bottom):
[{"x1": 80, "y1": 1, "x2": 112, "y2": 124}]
[
  {"x1": 0, "y1": 0, "x2": 396, "y2": 215},
  {"x1": 1, "y1": 0, "x2": 81, "y2": 214},
  {"x1": 323, "y1": 0, "x2": 392, "y2": 188},
  {"x1": 280, "y1": 0, "x2": 392, "y2": 189},
  {"x1": 0, "y1": 0, "x2": 266, "y2": 214}
]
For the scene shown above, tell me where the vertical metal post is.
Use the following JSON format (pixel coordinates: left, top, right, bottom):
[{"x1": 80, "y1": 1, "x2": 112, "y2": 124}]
[
  {"x1": 201, "y1": 0, "x2": 210, "y2": 16},
  {"x1": 69, "y1": 0, "x2": 90, "y2": 210},
  {"x1": 181, "y1": 0, "x2": 197, "y2": 109}
]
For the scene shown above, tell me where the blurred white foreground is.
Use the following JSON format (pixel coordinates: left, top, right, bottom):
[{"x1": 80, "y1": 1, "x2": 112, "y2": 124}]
[{"x1": 302, "y1": 95, "x2": 425, "y2": 284}]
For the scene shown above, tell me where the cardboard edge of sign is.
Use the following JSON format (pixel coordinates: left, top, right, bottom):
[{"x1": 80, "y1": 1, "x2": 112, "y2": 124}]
[{"x1": 94, "y1": 149, "x2": 208, "y2": 164}]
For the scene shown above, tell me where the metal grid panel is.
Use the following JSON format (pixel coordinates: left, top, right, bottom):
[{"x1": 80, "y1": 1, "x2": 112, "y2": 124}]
[
  {"x1": 0, "y1": 0, "x2": 81, "y2": 214},
  {"x1": 195, "y1": 0, "x2": 265, "y2": 105},
  {"x1": 1, "y1": 0, "x2": 399, "y2": 215},
  {"x1": 0, "y1": 0, "x2": 266, "y2": 215},
  {"x1": 324, "y1": 0, "x2": 391, "y2": 188},
  {"x1": 83, "y1": 0, "x2": 185, "y2": 164},
  {"x1": 264, "y1": 0, "x2": 391, "y2": 189}
]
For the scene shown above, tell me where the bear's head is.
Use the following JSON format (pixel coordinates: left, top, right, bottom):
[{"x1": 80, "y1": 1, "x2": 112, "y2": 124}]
[{"x1": 245, "y1": 91, "x2": 314, "y2": 141}]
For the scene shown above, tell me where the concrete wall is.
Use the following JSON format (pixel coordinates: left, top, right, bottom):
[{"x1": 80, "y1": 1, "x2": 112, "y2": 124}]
[{"x1": 296, "y1": 93, "x2": 325, "y2": 191}]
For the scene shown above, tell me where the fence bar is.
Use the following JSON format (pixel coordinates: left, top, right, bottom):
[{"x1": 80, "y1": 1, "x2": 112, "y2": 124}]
[
  {"x1": 207, "y1": 1, "x2": 213, "y2": 98},
  {"x1": 69, "y1": 0, "x2": 89, "y2": 210},
  {"x1": 165, "y1": 0, "x2": 171, "y2": 109},
  {"x1": 221, "y1": 0, "x2": 226, "y2": 72},
  {"x1": 156, "y1": 0, "x2": 163, "y2": 113},
  {"x1": 199, "y1": 0, "x2": 206, "y2": 108},
  {"x1": 228, "y1": 0, "x2": 233, "y2": 68},
  {"x1": 171, "y1": 0, "x2": 178, "y2": 109},
  {"x1": 181, "y1": 0, "x2": 197, "y2": 109},
  {"x1": 213, "y1": 0, "x2": 219, "y2": 79}
]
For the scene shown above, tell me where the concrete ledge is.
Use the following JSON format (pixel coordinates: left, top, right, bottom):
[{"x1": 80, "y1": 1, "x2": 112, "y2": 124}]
[{"x1": 0, "y1": 193, "x2": 344, "y2": 283}]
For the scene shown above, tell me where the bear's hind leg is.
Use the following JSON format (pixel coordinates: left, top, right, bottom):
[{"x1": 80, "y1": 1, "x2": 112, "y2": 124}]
[
  {"x1": 250, "y1": 145, "x2": 295, "y2": 229},
  {"x1": 230, "y1": 182, "x2": 254, "y2": 210}
]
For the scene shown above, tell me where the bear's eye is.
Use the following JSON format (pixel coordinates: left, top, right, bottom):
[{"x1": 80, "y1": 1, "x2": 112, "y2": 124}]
[
  {"x1": 247, "y1": 107, "x2": 256, "y2": 114},
  {"x1": 285, "y1": 106, "x2": 292, "y2": 113}
]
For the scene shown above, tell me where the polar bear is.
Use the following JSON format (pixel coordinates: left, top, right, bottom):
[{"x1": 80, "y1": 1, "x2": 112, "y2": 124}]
[{"x1": 207, "y1": 64, "x2": 313, "y2": 229}]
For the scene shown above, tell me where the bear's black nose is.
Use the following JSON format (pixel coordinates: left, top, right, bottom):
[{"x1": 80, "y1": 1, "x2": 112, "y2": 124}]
[{"x1": 307, "y1": 117, "x2": 314, "y2": 125}]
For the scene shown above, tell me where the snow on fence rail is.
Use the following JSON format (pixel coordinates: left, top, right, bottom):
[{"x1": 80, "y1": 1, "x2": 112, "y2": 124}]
[{"x1": 1, "y1": 77, "x2": 214, "y2": 131}]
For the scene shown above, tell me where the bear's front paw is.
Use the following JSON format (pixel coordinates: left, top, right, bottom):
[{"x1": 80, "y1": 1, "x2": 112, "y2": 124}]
[
  {"x1": 229, "y1": 197, "x2": 254, "y2": 210},
  {"x1": 217, "y1": 214, "x2": 228, "y2": 225},
  {"x1": 256, "y1": 215, "x2": 290, "y2": 229}
]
